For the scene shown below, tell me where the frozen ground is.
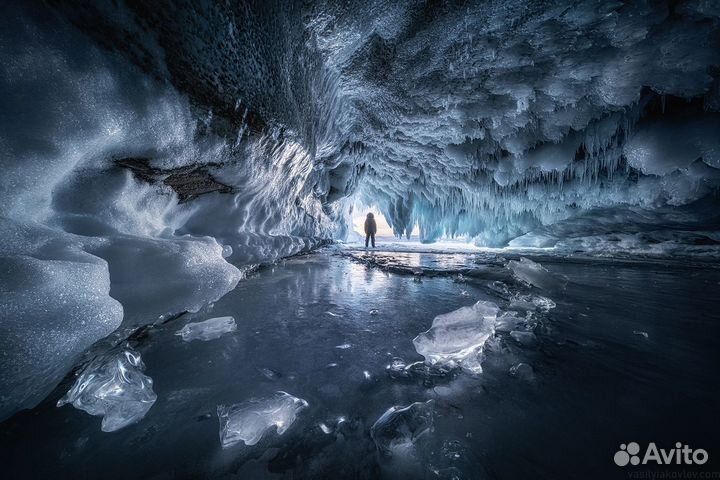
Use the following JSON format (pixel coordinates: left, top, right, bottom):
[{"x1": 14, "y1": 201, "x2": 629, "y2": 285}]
[
  {"x1": 2, "y1": 1, "x2": 720, "y2": 424},
  {"x1": 1, "y1": 250, "x2": 719, "y2": 479}
]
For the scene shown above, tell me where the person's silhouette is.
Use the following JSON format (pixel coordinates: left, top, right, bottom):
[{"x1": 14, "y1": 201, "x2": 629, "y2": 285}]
[{"x1": 364, "y1": 212, "x2": 377, "y2": 248}]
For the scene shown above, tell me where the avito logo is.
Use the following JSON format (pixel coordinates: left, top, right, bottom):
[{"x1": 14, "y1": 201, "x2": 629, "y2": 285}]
[{"x1": 614, "y1": 442, "x2": 709, "y2": 467}]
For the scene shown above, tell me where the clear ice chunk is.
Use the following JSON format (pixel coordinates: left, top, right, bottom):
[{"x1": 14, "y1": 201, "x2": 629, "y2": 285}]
[
  {"x1": 370, "y1": 400, "x2": 435, "y2": 457},
  {"x1": 507, "y1": 258, "x2": 555, "y2": 290},
  {"x1": 413, "y1": 301, "x2": 499, "y2": 374},
  {"x1": 216, "y1": 391, "x2": 308, "y2": 448},
  {"x1": 176, "y1": 316, "x2": 237, "y2": 342},
  {"x1": 57, "y1": 348, "x2": 157, "y2": 432}
]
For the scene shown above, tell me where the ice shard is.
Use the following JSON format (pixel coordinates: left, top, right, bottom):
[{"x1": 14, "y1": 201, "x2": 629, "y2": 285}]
[
  {"x1": 413, "y1": 301, "x2": 499, "y2": 374},
  {"x1": 507, "y1": 258, "x2": 558, "y2": 290},
  {"x1": 57, "y1": 348, "x2": 157, "y2": 432},
  {"x1": 370, "y1": 400, "x2": 435, "y2": 457},
  {"x1": 176, "y1": 316, "x2": 237, "y2": 342},
  {"x1": 217, "y1": 391, "x2": 309, "y2": 448}
]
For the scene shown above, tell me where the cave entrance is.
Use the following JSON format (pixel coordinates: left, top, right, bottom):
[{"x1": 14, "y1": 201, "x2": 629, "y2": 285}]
[{"x1": 350, "y1": 204, "x2": 395, "y2": 238}]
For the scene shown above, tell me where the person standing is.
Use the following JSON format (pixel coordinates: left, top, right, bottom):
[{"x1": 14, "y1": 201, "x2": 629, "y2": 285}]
[{"x1": 364, "y1": 212, "x2": 377, "y2": 248}]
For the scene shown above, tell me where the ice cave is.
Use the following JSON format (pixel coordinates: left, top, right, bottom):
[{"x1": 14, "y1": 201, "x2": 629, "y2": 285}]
[{"x1": 1, "y1": 1, "x2": 720, "y2": 479}]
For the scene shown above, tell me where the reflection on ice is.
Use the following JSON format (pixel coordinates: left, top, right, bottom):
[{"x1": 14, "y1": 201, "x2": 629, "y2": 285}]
[
  {"x1": 175, "y1": 316, "x2": 237, "y2": 342},
  {"x1": 509, "y1": 293, "x2": 556, "y2": 311},
  {"x1": 57, "y1": 348, "x2": 156, "y2": 432},
  {"x1": 5, "y1": 252, "x2": 719, "y2": 479},
  {"x1": 217, "y1": 391, "x2": 308, "y2": 448},
  {"x1": 370, "y1": 400, "x2": 435, "y2": 457},
  {"x1": 507, "y1": 257, "x2": 554, "y2": 289},
  {"x1": 413, "y1": 301, "x2": 499, "y2": 374}
]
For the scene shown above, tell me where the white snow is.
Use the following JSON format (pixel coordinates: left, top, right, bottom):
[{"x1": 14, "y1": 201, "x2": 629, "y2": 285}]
[
  {"x1": 0, "y1": 9, "x2": 325, "y2": 417},
  {"x1": 0, "y1": 219, "x2": 123, "y2": 420}
]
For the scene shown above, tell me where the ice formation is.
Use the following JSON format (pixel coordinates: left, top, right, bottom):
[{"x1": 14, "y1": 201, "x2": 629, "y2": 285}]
[
  {"x1": 370, "y1": 400, "x2": 435, "y2": 457},
  {"x1": 507, "y1": 258, "x2": 560, "y2": 290},
  {"x1": 217, "y1": 391, "x2": 309, "y2": 448},
  {"x1": 57, "y1": 349, "x2": 157, "y2": 432},
  {"x1": 176, "y1": 316, "x2": 237, "y2": 342},
  {"x1": 413, "y1": 301, "x2": 499, "y2": 374},
  {"x1": 2, "y1": 0, "x2": 720, "y2": 418},
  {"x1": 21, "y1": 0, "x2": 719, "y2": 249},
  {"x1": 0, "y1": 220, "x2": 123, "y2": 420},
  {"x1": 508, "y1": 294, "x2": 557, "y2": 312},
  {"x1": 495, "y1": 311, "x2": 523, "y2": 334}
]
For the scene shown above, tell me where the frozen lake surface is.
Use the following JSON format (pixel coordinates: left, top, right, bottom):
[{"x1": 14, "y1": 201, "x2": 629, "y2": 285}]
[{"x1": 2, "y1": 248, "x2": 720, "y2": 479}]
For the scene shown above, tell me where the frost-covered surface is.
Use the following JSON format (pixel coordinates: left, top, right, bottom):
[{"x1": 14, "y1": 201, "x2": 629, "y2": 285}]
[
  {"x1": 2, "y1": 0, "x2": 720, "y2": 426},
  {"x1": 0, "y1": 219, "x2": 123, "y2": 420},
  {"x1": 57, "y1": 348, "x2": 156, "y2": 432},
  {"x1": 509, "y1": 195, "x2": 720, "y2": 257},
  {"x1": 217, "y1": 391, "x2": 309, "y2": 448},
  {"x1": 31, "y1": 0, "x2": 720, "y2": 249},
  {"x1": 413, "y1": 301, "x2": 499, "y2": 374},
  {"x1": 176, "y1": 316, "x2": 237, "y2": 342},
  {"x1": 0, "y1": 3, "x2": 330, "y2": 416},
  {"x1": 324, "y1": 3, "x2": 720, "y2": 245}
]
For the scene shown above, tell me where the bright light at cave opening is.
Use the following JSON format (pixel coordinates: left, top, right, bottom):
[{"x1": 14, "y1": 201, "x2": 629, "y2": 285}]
[
  {"x1": 351, "y1": 205, "x2": 395, "y2": 237},
  {"x1": 349, "y1": 201, "x2": 479, "y2": 247}
]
